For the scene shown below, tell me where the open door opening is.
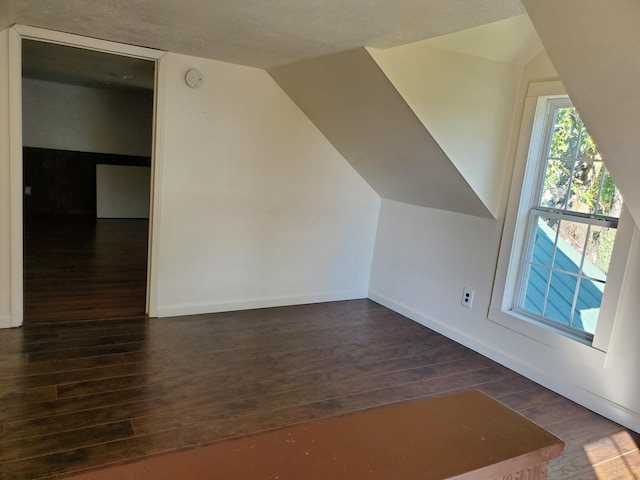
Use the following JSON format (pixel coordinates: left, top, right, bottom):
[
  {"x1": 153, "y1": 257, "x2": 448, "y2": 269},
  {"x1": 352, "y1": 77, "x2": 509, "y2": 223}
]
[{"x1": 21, "y1": 39, "x2": 156, "y2": 324}]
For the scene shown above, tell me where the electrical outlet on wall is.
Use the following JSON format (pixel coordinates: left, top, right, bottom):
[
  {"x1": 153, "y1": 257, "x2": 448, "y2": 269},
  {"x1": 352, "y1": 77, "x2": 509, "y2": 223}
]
[{"x1": 461, "y1": 287, "x2": 474, "y2": 308}]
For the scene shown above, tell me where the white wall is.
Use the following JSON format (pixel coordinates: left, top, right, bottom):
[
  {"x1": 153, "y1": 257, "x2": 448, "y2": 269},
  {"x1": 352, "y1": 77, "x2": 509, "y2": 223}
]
[
  {"x1": 154, "y1": 52, "x2": 380, "y2": 316},
  {"x1": 0, "y1": 2, "x2": 13, "y2": 30},
  {"x1": 22, "y1": 78, "x2": 153, "y2": 156},
  {"x1": 369, "y1": 43, "x2": 520, "y2": 218},
  {"x1": 369, "y1": 50, "x2": 640, "y2": 432},
  {"x1": 0, "y1": 29, "x2": 11, "y2": 327},
  {"x1": 0, "y1": 36, "x2": 380, "y2": 326},
  {"x1": 96, "y1": 164, "x2": 150, "y2": 218}
]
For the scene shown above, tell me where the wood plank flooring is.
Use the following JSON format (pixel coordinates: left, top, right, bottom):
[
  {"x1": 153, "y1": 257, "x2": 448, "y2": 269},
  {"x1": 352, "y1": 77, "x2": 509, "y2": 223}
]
[
  {"x1": 23, "y1": 217, "x2": 148, "y2": 323},
  {"x1": 0, "y1": 300, "x2": 638, "y2": 479}
]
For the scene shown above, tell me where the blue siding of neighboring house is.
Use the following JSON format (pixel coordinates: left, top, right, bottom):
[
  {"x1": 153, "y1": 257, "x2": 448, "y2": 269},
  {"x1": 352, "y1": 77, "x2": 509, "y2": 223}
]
[{"x1": 523, "y1": 220, "x2": 605, "y2": 334}]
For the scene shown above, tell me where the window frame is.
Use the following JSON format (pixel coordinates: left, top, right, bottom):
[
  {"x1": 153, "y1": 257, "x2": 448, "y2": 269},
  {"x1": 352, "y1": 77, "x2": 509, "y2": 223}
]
[{"x1": 489, "y1": 81, "x2": 635, "y2": 356}]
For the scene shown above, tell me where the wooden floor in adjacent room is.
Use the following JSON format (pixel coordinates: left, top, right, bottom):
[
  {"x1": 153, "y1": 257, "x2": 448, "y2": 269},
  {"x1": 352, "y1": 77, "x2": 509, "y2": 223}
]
[
  {"x1": 0, "y1": 300, "x2": 638, "y2": 479},
  {"x1": 23, "y1": 216, "x2": 148, "y2": 324}
]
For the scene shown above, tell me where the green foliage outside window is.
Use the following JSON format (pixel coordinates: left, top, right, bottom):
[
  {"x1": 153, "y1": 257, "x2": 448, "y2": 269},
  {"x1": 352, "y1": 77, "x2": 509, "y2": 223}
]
[{"x1": 542, "y1": 107, "x2": 621, "y2": 219}]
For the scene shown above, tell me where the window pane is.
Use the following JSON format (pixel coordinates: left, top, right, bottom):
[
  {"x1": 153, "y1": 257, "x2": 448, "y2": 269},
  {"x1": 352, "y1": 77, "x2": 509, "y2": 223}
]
[
  {"x1": 531, "y1": 216, "x2": 556, "y2": 267},
  {"x1": 577, "y1": 125, "x2": 600, "y2": 160},
  {"x1": 574, "y1": 278, "x2": 605, "y2": 335},
  {"x1": 596, "y1": 168, "x2": 623, "y2": 217},
  {"x1": 522, "y1": 265, "x2": 548, "y2": 315},
  {"x1": 544, "y1": 271, "x2": 578, "y2": 327},
  {"x1": 552, "y1": 219, "x2": 586, "y2": 274},
  {"x1": 548, "y1": 107, "x2": 581, "y2": 159},
  {"x1": 566, "y1": 161, "x2": 599, "y2": 215},
  {"x1": 583, "y1": 225, "x2": 617, "y2": 281},
  {"x1": 540, "y1": 159, "x2": 572, "y2": 209}
]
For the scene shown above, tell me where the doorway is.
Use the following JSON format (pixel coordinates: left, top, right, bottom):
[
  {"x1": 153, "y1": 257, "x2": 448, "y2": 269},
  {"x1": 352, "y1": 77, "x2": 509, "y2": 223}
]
[{"x1": 20, "y1": 37, "x2": 156, "y2": 324}]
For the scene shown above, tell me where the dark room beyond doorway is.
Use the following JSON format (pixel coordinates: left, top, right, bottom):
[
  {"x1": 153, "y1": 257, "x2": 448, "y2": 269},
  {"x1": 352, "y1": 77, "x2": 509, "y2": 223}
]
[{"x1": 21, "y1": 40, "x2": 155, "y2": 324}]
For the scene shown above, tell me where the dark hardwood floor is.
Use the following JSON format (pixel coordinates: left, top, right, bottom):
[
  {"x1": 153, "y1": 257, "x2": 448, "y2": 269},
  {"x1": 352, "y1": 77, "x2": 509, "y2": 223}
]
[
  {"x1": 0, "y1": 300, "x2": 638, "y2": 479},
  {"x1": 12, "y1": 215, "x2": 640, "y2": 478},
  {"x1": 23, "y1": 217, "x2": 148, "y2": 323}
]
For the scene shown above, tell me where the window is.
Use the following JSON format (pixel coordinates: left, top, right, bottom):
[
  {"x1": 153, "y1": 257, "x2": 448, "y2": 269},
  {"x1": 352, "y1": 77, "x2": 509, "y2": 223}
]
[{"x1": 514, "y1": 97, "x2": 622, "y2": 343}]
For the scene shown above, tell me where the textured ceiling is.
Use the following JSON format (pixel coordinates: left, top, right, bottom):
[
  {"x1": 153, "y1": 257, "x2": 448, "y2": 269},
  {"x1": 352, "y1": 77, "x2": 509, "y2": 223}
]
[{"x1": 9, "y1": 0, "x2": 524, "y2": 68}]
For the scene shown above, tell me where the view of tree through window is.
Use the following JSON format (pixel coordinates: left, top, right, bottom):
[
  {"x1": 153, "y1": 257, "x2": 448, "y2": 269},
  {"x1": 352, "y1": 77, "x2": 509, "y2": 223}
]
[{"x1": 517, "y1": 99, "x2": 622, "y2": 341}]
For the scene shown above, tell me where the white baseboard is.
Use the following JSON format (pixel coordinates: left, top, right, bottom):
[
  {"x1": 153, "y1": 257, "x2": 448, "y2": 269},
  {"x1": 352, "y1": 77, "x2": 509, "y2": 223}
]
[
  {"x1": 156, "y1": 290, "x2": 369, "y2": 318},
  {"x1": 369, "y1": 290, "x2": 640, "y2": 434},
  {"x1": 0, "y1": 315, "x2": 11, "y2": 329}
]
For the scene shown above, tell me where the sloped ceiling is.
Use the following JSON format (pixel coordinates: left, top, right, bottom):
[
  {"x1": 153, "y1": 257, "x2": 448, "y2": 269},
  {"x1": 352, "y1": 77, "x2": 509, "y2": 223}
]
[
  {"x1": 271, "y1": 17, "x2": 541, "y2": 218},
  {"x1": 269, "y1": 48, "x2": 492, "y2": 218},
  {"x1": 367, "y1": 21, "x2": 529, "y2": 218},
  {"x1": 523, "y1": 0, "x2": 640, "y2": 225},
  {"x1": 5, "y1": 0, "x2": 524, "y2": 68}
]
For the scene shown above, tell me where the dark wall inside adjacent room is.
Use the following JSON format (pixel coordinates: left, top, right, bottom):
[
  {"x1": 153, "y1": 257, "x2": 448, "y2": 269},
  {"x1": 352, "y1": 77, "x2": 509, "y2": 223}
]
[{"x1": 23, "y1": 147, "x2": 151, "y2": 217}]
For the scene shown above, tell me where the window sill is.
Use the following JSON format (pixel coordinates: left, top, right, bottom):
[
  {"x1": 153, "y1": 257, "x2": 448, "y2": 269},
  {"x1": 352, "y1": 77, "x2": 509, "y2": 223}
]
[{"x1": 488, "y1": 306, "x2": 607, "y2": 366}]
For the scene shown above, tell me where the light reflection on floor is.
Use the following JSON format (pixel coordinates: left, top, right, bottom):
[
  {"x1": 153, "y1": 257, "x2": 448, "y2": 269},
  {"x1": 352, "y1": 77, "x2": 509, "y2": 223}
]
[{"x1": 583, "y1": 431, "x2": 640, "y2": 478}]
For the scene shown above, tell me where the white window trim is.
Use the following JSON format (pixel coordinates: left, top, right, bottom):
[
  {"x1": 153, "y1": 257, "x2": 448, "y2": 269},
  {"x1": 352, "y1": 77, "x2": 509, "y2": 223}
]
[{"x1": 489, "y1": 80, "x2": 636, "y2": 358}]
